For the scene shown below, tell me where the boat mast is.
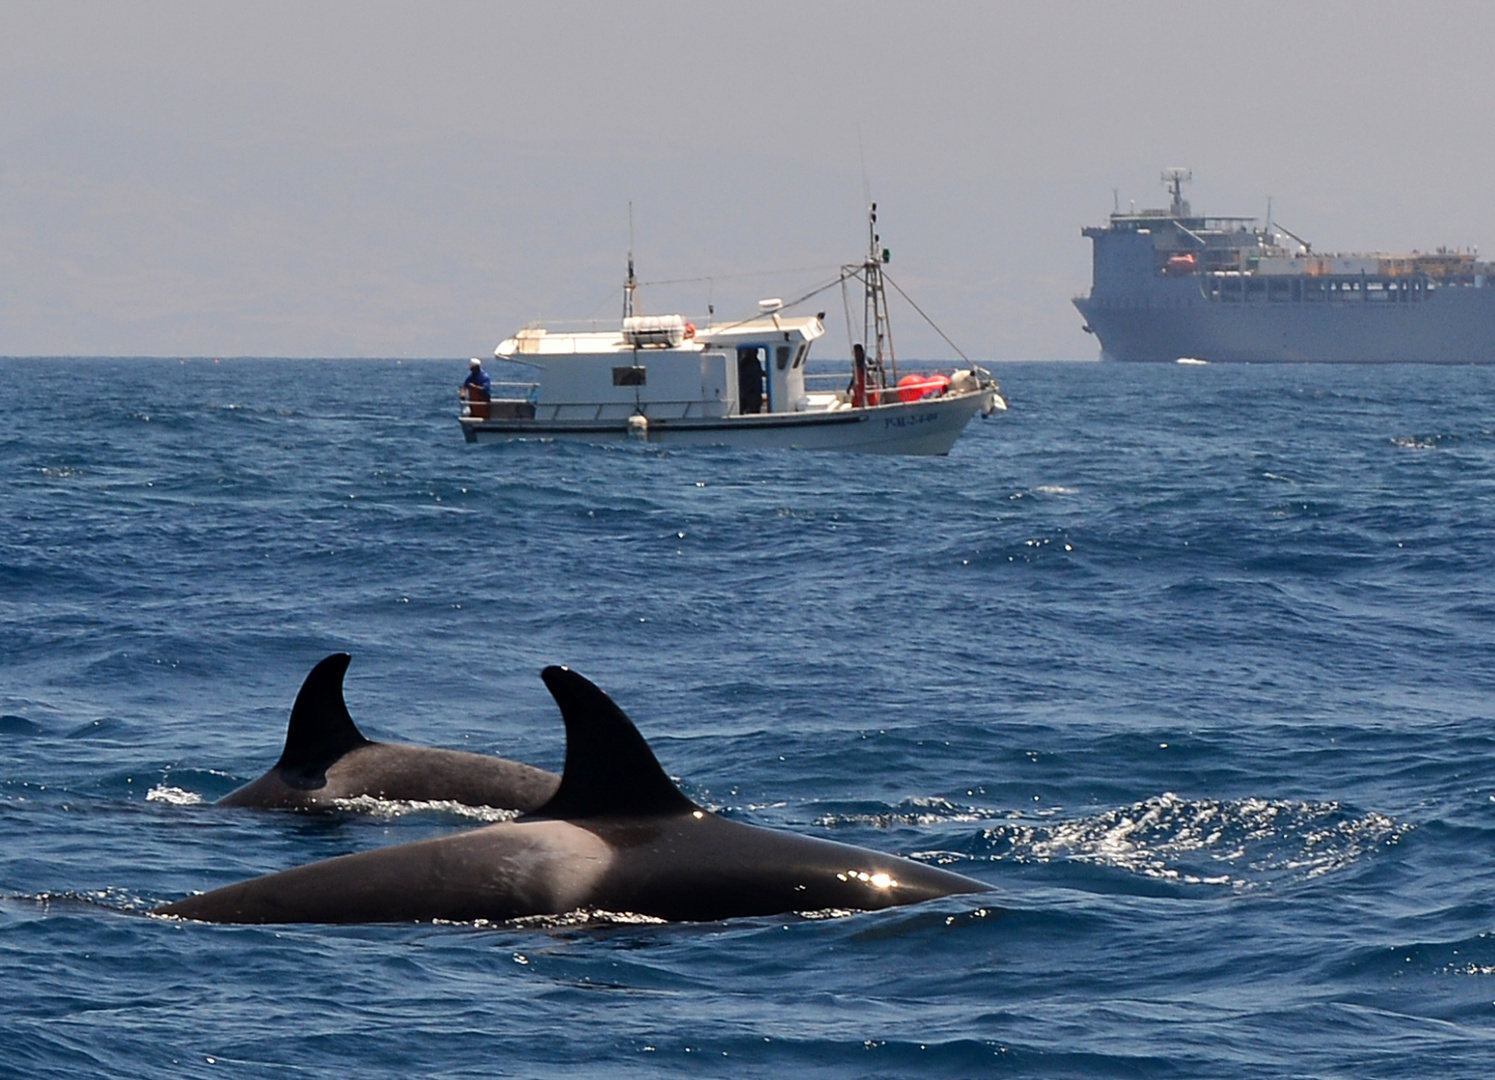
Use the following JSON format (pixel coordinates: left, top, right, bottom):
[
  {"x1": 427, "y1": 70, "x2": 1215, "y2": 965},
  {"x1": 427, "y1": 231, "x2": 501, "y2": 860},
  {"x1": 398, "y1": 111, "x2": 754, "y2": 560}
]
[
  {"x1": 863, "y1": 202, "x2": 896, "y2": 388},
  {"x1": 622, "y1": 202, "x2": 637, "y2": 320}
]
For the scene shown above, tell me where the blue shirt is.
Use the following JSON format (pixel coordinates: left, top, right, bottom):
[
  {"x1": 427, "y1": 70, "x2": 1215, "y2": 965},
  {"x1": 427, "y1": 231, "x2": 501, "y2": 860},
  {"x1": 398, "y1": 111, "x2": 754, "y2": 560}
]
[{"x1": 463, "y1": 369, "x2": 492, "y2": 396}]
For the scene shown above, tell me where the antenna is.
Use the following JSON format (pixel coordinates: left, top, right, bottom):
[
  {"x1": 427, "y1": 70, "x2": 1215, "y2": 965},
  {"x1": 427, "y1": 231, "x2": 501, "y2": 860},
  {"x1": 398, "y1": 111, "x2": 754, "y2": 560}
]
[
  {"x1": 622, "y1": 202, "x2": 636, "y2": 320},
  {"x1": 857, "y1": 123, "x2": 872, "y2": 212},
  {"x1": 1161, "y1": 167, "x2": 1192, "y2": 216}
]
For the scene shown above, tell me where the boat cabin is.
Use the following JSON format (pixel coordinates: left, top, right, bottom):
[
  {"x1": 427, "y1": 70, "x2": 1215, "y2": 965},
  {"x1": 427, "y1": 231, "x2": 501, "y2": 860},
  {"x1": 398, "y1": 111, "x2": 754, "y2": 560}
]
[{"x1": 494, "y1": 313, "x2": 827, "y2": 422}]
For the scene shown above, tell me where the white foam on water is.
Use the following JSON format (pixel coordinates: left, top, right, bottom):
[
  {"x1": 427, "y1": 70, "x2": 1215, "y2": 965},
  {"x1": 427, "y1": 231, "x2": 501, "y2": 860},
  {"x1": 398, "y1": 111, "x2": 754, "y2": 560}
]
[
  {"x1": 329, "y1": 796, "x2": 521, "y2": 822},
  {"x1": 146, "y1": 786, "x2": 204, "y2": 806},
  {"x1": 985, "y1": 792, "x2": 1410, "y2": 887}
]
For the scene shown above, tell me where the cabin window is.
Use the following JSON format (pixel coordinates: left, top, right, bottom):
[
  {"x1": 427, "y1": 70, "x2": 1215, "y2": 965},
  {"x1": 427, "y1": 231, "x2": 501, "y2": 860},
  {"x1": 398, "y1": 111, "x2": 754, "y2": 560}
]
[
  {"x1": 792, "y1": 343, "x2": 808, "y2": 369},
  {"x1": 775, "y1": 345, "x2": 791, "y2": 371},
  {"x1": 612, "y1": 366, "x2": 646, "y2": 386}
]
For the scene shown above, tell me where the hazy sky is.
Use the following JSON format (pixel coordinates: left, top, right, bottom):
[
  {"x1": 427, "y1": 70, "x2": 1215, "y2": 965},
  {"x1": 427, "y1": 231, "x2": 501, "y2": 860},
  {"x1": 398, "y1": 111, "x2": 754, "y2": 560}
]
[{"x1": 3, "y1": 1, "x2": 1493, "y2": 359}]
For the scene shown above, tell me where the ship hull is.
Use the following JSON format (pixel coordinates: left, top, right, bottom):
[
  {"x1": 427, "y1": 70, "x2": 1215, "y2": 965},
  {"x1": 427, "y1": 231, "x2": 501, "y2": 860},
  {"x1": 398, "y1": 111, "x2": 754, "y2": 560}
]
[{"x1": 1076, "y1": 285, "x2": 1495, "y2": 363}]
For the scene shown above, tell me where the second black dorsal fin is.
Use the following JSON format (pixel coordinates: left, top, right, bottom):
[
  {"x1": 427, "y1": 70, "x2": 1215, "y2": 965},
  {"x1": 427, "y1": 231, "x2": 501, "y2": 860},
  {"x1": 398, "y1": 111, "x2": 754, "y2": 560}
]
[
  {"x1": 274, "y1": 653, "x2": 373, "y2": 778},
  {"x1": 533, "y1": 666, "x2": 697, "y2": 820}
]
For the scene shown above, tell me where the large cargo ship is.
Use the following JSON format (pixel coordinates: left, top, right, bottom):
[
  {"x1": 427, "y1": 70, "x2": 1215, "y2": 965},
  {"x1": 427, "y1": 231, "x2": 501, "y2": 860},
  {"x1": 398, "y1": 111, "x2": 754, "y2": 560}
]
[{"x1": 1074, "y1": 170, "x2": 1495, "y2": 362}]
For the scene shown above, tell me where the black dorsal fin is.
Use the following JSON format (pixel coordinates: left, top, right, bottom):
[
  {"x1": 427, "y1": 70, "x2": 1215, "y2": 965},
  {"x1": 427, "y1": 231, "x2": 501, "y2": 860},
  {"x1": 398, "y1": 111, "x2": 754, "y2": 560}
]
[
  {"x1": 274, "y1": 654, "x2": 373, "y2": 777},
  {"x1": 533, "y1": 666, "x2": 697, "y2": 820}
]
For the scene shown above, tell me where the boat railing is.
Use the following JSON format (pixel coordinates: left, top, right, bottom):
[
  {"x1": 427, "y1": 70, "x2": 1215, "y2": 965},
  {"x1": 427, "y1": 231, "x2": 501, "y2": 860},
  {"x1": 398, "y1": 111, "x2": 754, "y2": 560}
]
[
  {"x1": 489, "y1": 380, "x2": 540, "y2": 399},
  {"x1": 803, "y1": 371, "x2": 852, "y2": 390},
  {"x1": 460, "y1": 380, "x2": 540, "y2": 421}
]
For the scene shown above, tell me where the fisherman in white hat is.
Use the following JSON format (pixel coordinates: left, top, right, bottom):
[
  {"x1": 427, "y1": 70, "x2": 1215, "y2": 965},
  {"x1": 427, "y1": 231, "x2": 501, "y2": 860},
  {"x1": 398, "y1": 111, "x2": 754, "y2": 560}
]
[{"x1": 460, "y1": 357, "x2": 492, "y2": 417}]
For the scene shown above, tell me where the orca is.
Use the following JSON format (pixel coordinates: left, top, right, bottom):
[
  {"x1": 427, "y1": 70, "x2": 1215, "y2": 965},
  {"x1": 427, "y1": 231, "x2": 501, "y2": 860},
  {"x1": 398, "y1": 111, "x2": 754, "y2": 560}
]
[
  {"x1": 157, "y1": 666, "x2": 989, "y2": 924},
  {"x1": 216, "y1": 654, "x2": 559, "y2": 813}
]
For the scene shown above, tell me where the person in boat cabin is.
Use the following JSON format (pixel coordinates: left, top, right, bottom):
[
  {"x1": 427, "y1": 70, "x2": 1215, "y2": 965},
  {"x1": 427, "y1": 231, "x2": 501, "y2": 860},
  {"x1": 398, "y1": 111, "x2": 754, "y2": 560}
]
[{"x1": 460, "y1": 358, "x2": 492, "y2": 405}]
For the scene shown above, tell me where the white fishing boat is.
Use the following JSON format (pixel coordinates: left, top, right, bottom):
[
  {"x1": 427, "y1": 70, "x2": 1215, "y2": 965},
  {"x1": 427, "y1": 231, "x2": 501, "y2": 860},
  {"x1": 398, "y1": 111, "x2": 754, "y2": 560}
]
[{"x1": 459, "y1": 206, "x2": 1005, "y2": 455}]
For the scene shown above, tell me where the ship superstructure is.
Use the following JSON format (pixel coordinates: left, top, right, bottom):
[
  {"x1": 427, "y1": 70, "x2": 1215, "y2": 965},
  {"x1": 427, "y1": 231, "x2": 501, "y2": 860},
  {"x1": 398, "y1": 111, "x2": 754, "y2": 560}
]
[{"x1": 1074, "y1": 170, "x2": 1495, "y2": 362}]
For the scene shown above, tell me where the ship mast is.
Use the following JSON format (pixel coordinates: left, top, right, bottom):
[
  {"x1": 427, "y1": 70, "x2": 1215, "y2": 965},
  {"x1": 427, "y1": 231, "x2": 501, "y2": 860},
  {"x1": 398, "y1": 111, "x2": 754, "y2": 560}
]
[
  {"x1": 1162, "y1": 167, "x2": 1192, "y2": 217},
  {"x1": 622, "y1": 202, "x2": 637, "y2": 320},
  {"x1": 862, "y1": 201, "x2": 897, "y2": 389}
]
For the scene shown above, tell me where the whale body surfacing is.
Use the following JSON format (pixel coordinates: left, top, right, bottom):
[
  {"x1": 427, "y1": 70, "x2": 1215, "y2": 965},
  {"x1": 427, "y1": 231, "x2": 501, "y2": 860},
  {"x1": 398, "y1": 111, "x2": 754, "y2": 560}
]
[
  {"x1": 157, "y1": 666, "x2": 989, "y2": 924},
  {"x1": 216, "y1": 654, "x2": 559, "y2": 813}
]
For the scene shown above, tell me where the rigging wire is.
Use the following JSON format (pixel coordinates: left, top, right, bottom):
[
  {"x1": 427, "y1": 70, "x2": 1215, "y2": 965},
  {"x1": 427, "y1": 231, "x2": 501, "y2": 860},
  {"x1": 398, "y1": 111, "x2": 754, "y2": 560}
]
[
  {"x1": 578, "y1": 267, "x2": 846, "y2": 328},
  {"x1": 638, "y1": 264, "x2": 840, "y2": 287},
  {"x1": 530, "y1": 262, "x2": 969, "y2": 371},
  {"x1": 840, "y1": 274, "x2": 857, "y2": 358},
  {"x1": 880, "y1": 271, "x2": 972, "y2": 364},
  {"x1": 555, "y1": 235, "x2": 969, "y2": 368},
  {"x1": 703, "y1": 271, "x2": 852, "y2": 334}
]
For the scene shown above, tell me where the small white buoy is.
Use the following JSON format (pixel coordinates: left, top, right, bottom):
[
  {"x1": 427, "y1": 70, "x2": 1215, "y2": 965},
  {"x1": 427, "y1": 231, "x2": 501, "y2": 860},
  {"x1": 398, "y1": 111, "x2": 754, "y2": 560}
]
[{"x1": 627, "y1": 413, "x2": 649, "y2": 441}]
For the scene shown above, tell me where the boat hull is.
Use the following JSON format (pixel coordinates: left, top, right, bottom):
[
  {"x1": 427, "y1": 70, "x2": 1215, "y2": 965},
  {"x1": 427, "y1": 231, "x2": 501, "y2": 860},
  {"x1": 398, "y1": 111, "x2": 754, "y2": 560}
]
[{"x1": 459, "y1": 390, "x2": 992, "y2": 455}]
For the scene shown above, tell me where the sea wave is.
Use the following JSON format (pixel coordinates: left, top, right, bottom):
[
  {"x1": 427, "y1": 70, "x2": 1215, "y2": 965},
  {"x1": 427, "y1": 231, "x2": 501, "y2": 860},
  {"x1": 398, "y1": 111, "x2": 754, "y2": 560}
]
[{"x1": 981, "y1": 792, "x2": 1410, "y2": 887}]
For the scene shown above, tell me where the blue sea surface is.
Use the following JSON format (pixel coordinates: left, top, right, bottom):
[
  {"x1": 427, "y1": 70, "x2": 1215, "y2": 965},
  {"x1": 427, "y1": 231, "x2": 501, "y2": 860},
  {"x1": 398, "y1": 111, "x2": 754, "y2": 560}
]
[{"x1": 4, "y1": 357, "x2": 1495, "y2": 1078}]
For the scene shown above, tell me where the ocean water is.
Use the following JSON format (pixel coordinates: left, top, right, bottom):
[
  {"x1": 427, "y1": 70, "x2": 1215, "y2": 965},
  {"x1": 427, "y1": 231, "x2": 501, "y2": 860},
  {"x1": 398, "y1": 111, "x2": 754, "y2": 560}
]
[{"x1": 4, "y1": 356, "x2": 1495, "y2": 1078}]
